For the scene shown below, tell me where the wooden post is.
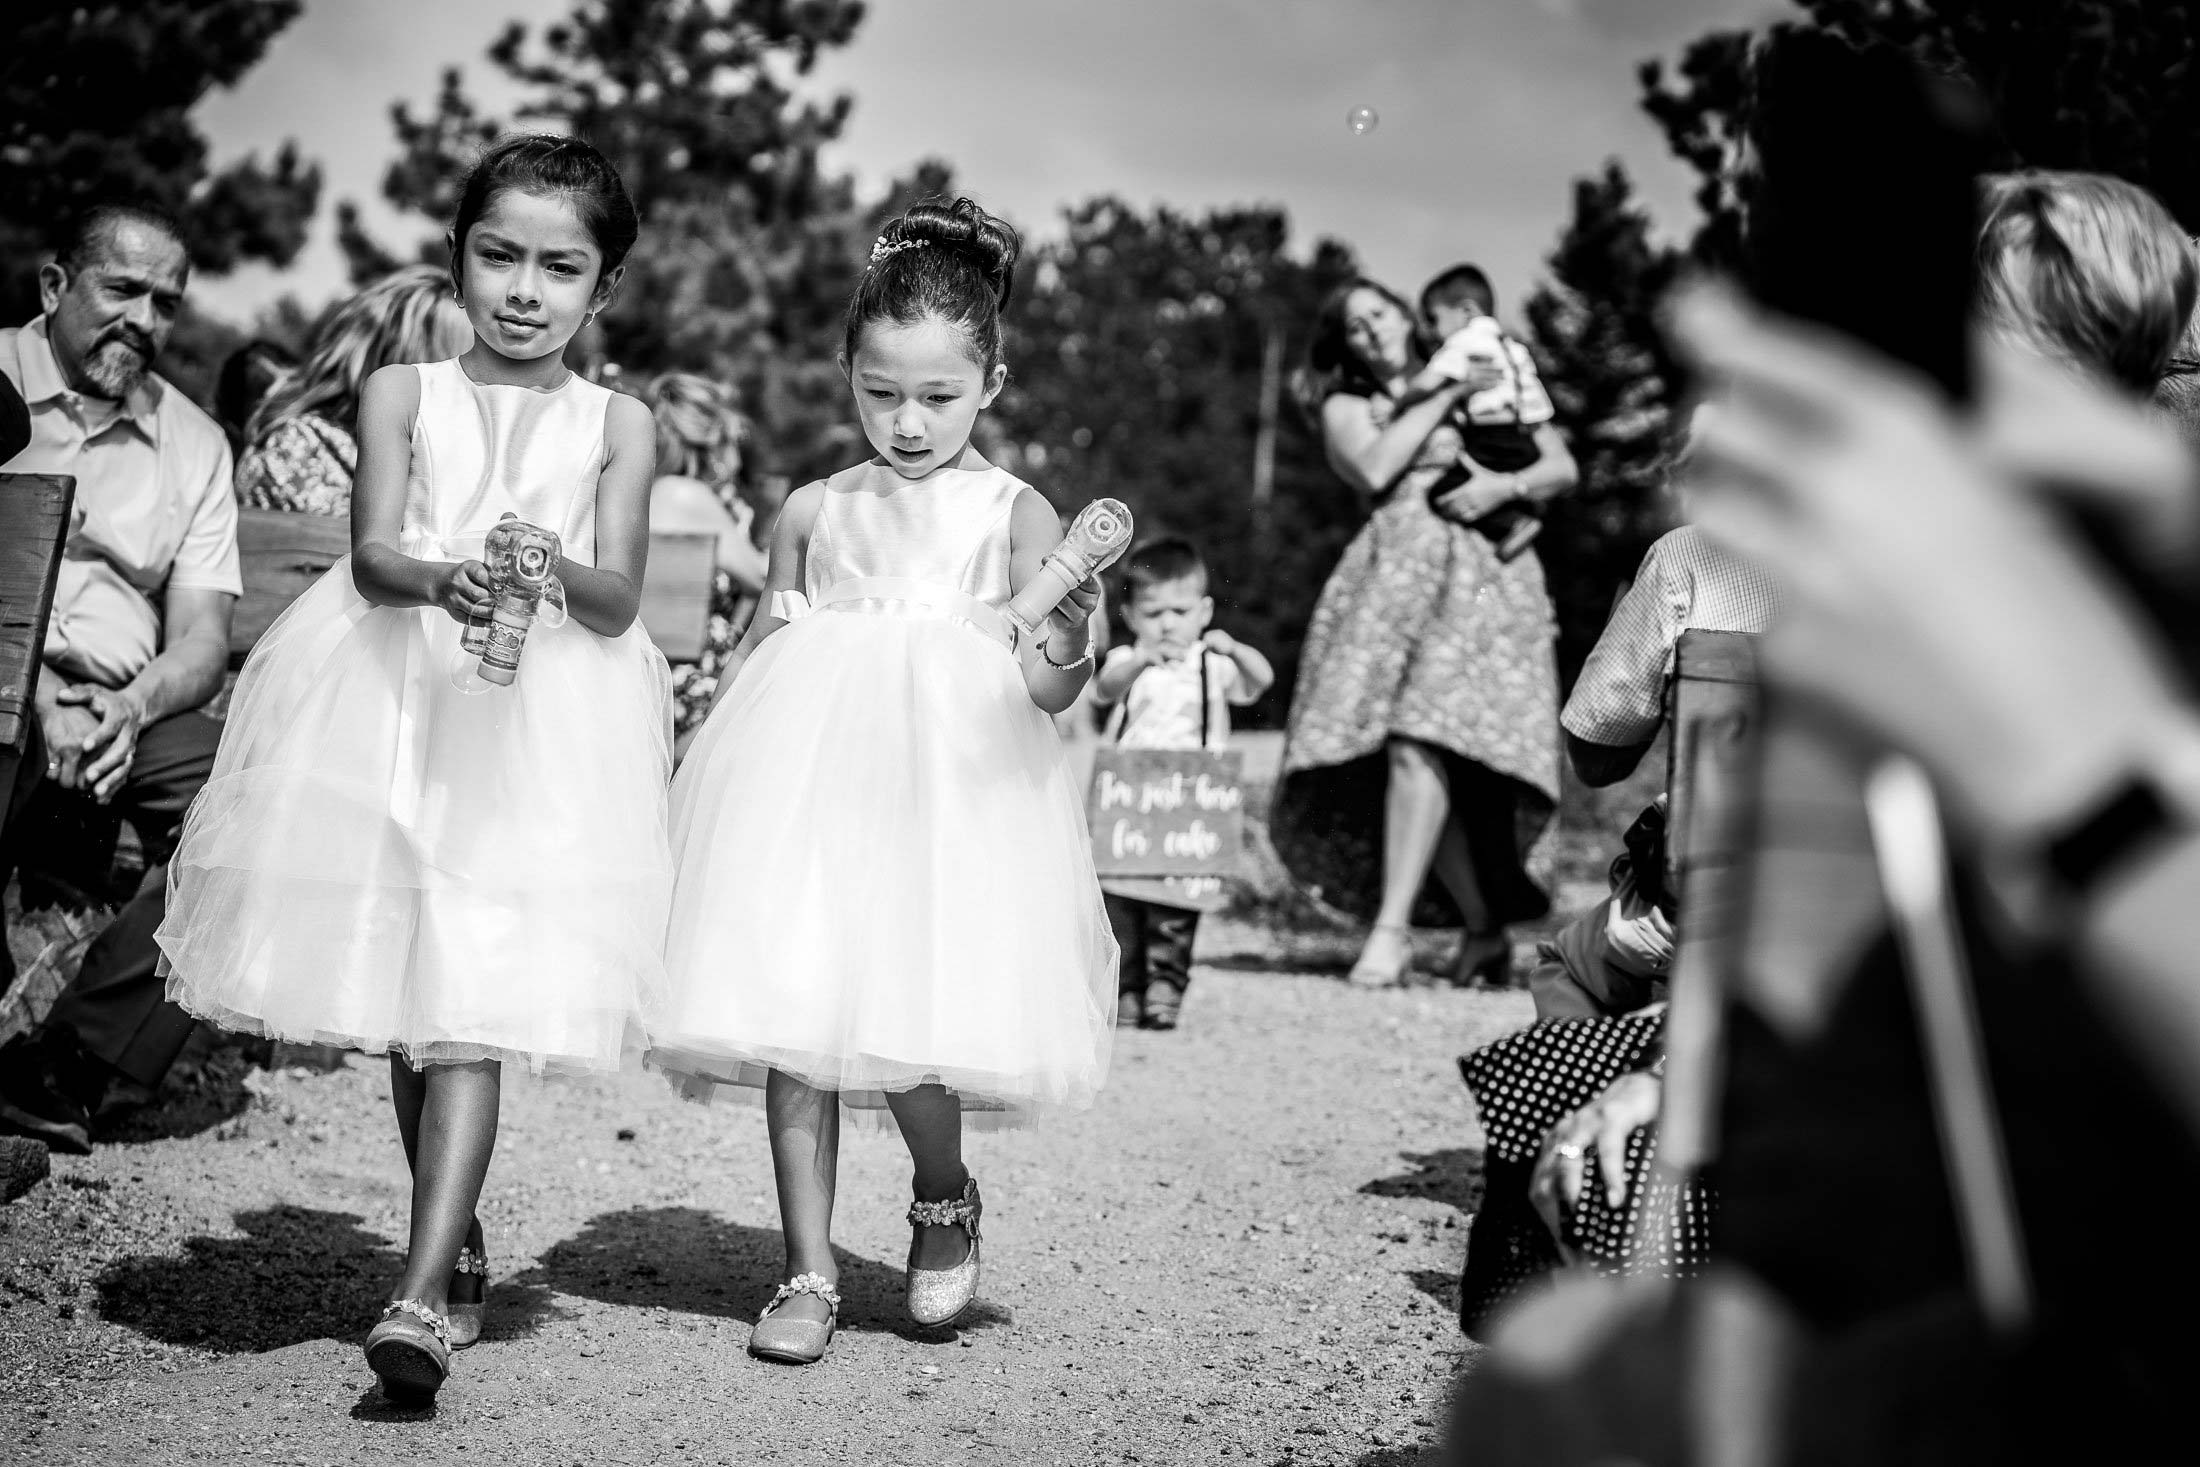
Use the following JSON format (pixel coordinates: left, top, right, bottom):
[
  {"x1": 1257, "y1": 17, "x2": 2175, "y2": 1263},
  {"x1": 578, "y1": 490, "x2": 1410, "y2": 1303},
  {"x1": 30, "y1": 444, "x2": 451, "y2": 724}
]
[{"x1": 1251, "y1": 319, "x2": 1282, "y2": 533}]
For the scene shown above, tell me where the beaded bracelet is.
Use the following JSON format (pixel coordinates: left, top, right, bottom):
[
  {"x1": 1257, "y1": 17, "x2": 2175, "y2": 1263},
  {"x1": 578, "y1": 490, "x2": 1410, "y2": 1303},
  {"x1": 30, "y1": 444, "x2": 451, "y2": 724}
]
[{"x1": 1037, "y1": 632, "x2": 1095, "y2": 672}]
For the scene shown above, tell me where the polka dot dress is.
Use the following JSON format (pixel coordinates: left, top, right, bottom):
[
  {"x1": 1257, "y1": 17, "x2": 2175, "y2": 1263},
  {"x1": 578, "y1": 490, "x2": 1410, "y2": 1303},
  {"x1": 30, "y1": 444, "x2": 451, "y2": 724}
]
[{"x1": 1456, "y1": 1011, "x2": 1716, "y2": 1336}]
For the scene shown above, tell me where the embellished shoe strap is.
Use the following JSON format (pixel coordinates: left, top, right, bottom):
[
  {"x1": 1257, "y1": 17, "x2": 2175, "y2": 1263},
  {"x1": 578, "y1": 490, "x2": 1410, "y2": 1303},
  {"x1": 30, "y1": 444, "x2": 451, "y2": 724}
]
[
  {"x1": 381, "y1": 1298, "x2": 452, "y2": 1346},
  {"x1": 906, "y1": 1178, "x2": 982, "y2": 1241},
  {"x1": 453, "y1": 1247, "x2": 489, "y2": 1277},
  {"x1": 760, "y1": 1272, "x2": 841, "y2": 1319}
]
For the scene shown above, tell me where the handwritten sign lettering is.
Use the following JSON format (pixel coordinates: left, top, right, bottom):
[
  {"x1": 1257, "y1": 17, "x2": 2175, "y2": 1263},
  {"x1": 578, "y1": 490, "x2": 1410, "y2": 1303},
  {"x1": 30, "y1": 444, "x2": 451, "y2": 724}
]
[{"x1": 1087, "y1": 749, "x2": 1245, "y2": 912}]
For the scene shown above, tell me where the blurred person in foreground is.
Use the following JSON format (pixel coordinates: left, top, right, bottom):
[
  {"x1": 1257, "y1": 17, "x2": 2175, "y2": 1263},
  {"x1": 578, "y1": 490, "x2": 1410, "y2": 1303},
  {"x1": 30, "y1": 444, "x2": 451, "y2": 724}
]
[
  {"x1": 1269, "y1": 279, "x2": 1572, "y2": 988},
  {"x1": 235, "y1": 265, "x2": 472, "y2": 516},
  {"x1": 2151, "y1": 264, "x2": 2200, "y2": 455},
  {"x1": 644, "y1": 371, "x2": 769, "y2": 741},
  {"x1": 1453, "y1": 170, "x2": 2200, "y2": 1466},
  {"x1": 0, "y1": 205, "x2": 238, "y2": 1153}
]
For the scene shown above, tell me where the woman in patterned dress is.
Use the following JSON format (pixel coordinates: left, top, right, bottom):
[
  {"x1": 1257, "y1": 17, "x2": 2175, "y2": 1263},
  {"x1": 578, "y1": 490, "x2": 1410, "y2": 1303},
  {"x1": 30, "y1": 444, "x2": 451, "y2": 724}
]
[
  {"x1": 1270, "y1": 279, "x2": 1575, "y2": 986},
  {"x1": 235, "y1": 265, "x2": 472, "y2": 515}
]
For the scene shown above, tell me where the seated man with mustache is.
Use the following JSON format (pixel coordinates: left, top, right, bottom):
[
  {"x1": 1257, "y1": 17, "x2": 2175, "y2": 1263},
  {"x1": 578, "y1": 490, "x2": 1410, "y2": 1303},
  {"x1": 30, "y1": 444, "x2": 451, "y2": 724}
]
[{"x1": 0, "y1": 203, "x2": 240, "y2": 1154}]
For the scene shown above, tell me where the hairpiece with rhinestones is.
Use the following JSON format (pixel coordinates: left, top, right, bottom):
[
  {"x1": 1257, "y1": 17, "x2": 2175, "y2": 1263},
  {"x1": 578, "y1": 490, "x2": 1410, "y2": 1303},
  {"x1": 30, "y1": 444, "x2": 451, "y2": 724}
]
[{"x1": 869, "y1": 236, "x2": 926, "y2": 265}]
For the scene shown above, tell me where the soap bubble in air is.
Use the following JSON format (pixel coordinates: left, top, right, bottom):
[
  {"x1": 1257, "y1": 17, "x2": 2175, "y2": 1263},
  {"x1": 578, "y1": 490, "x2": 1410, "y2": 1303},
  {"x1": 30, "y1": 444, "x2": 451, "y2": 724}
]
[{"x1": 1346, "y1": 105, "x2": 1380, "y2": 136}]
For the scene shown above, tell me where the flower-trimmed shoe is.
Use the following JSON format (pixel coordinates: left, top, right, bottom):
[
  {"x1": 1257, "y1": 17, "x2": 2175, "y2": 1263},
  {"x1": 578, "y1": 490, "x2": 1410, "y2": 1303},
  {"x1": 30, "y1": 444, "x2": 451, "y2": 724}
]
[
  {"x1": 365, "y1": 1299, "x2": 452, "y2": 1402},
  {"x1": 748, "y1": 1273, "x2": 840, "y2": 1365},
  {"x1": 447, "y1": 1242, "x2": 488, "y2": 1348},
  {"x1": 905, "y1": 1177, "x2": 983, "y2": 1328}
]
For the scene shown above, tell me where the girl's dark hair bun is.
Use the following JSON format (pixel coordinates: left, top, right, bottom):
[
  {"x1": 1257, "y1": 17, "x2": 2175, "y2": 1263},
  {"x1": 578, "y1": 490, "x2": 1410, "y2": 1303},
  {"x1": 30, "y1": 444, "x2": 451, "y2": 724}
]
[
  {"x1": 880, "y1": 198, "x2": 1020, "y2": 311},
  {"x1": 845, "y1": 196, "x2": 1022, "y2": 373}
]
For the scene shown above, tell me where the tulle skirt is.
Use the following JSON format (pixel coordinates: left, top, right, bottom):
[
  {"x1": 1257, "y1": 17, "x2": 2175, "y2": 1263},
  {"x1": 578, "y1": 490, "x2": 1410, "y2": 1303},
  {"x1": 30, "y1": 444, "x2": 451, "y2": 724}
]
[
  {"x1": 157, "y1": 556, "x2": 675, "y2": 1075},
  {"x1": 649, "y1": 590, "x2": 1117, "y2": 1130}
]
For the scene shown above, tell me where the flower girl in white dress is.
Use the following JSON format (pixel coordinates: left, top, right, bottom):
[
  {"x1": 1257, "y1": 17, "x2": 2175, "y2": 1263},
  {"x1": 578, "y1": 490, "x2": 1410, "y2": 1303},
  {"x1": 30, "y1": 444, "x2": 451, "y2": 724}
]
[
  {"x1": 652, "y1": 199, "x2": 1117, "y2": 1364},
  {"x1": 158, "y1": 135, "x2": 672, "y2": 1401}
]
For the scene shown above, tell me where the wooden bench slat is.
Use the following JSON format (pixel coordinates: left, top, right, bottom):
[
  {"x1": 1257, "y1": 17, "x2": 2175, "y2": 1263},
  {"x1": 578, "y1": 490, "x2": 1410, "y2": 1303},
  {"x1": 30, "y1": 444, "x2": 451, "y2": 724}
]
[
  {"x1": 230, "y1": 508, "x2": 351, "y2": 664},
  {"x1": 1667, "y1": 630, "x2": 1762, "y2": 884},
  {"x1": 0, "y1": 474, "x2": 78, "y2": 753}
]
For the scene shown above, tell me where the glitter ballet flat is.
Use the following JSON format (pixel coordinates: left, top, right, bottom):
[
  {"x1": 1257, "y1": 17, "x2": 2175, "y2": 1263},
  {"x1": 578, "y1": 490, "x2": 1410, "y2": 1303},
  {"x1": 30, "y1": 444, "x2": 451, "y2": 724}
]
[
  {"x1": 365, "y1": 1299, "x2": 451, "y2": 1402},
  {"x1": 447, "y1": 1240, "x2": 488, "y2": 1348},
  {"x1": 749, "y1": 1273, "x2": 840, "y2": 1365},
  {"x1": 905, "y1": 1177, "x2": 983, "y2": 1328}
]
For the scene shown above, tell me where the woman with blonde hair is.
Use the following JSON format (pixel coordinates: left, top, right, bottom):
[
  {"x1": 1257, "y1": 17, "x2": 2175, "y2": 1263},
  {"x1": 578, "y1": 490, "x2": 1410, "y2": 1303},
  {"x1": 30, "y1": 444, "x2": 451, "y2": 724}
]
[
  {"x1": 645, "y1": 371, "x2": 768, "y2": 589},
  {"x1": 235, "y1": 265, "x2": 473, "y2": 515},
  {"x1": 1976, "y1": 170, "x2": 2198, "y2": 393}
]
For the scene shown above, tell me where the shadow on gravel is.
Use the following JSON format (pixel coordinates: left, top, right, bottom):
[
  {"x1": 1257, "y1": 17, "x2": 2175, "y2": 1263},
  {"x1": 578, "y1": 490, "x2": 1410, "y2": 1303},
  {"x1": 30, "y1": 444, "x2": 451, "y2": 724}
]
[
  {"x1": 522, "y1": 1205, "x2": 1012, "y2": 1337},
  {"x1": 1405, "y1": 1268, "x2": 1463, "y2": 1312},
  {"x1": 351, "y1": 1385, "x2": 437, "y2": 1423},
  {"x1": 96, "y1": 1030, "x2": 267, "y2": 1146},
  {"x1": 1346, "y1": 1448, "x2": 1441, "y2": 1466},
  {"x1": 1361, "y1": 1148, "x2": 1485, "y2": 1216},
  {"x1": 95, "y1": 1205, "x2": 404, "y2": 1352}
]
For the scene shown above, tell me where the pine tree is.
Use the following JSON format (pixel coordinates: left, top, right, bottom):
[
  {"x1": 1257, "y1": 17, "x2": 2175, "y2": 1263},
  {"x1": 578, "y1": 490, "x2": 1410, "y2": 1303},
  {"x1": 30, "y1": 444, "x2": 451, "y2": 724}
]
[
  {"x1": 1521, "y1": 163, "x2": 1686, "y2": 693},
  {"x1": 1641, "y1": 0, "x2": 2200, "y2": 255},
  {"x1": 342, "y1": 0, "x2": 895, "y2": 487},
  {"x1": 0, "y1": 0, "x2": 322, "y2": 320}
]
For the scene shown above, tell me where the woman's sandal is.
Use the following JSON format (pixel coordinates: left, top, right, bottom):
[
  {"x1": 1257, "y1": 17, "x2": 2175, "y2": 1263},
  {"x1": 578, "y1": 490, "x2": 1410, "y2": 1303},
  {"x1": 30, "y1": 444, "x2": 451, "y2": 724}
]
[
  {"x1": 1450, "y1": 929, "x2": 1512, "y2": 987},
  {"x1": 906, "y1": 1177, "x2": 984, "y2": 1328},
  {"x1": 749, "y1": 1273, "x2": 841, "y2": 1365},
  {"x1": 1348, "y1": 923, "x2": 1415, "y2": 988},
  {"x1": 365, "y1": 1299, "x2": 452, "y2": 1402},
  {"x1": 447, "y1": 1239, "x2": 488, "y2": 1349}
]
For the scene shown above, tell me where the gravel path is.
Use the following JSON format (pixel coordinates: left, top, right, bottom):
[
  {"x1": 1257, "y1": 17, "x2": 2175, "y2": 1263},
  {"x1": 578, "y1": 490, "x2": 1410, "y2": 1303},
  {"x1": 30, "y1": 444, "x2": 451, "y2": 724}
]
[{"x1": 0, "y1": 965, "x2": 1534, "y2": 1466}]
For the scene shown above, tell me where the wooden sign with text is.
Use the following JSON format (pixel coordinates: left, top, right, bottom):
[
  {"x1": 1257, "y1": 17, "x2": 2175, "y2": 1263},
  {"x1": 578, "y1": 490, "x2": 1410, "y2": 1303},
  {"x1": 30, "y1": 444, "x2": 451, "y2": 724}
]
[{"x1": 1087, "y1": 749, "x2": 1245, "y2": 913}]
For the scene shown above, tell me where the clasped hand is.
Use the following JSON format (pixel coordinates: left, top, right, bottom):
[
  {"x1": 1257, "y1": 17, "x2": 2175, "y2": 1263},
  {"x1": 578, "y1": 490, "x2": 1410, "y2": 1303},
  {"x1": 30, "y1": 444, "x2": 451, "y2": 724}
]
[{"x1": 39, "y1": 681, "x2": 149, "y2": 803}]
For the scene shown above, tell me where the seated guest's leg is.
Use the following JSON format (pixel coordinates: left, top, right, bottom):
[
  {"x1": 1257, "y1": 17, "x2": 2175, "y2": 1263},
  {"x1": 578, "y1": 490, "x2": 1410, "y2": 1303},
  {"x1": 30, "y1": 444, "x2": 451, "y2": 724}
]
[
  {"x1": 0, "y1": 715, "x2": 45, "y2": 995},
  {"x1": 43, "y1": 710, "x2": 222, "y2": 1088}
]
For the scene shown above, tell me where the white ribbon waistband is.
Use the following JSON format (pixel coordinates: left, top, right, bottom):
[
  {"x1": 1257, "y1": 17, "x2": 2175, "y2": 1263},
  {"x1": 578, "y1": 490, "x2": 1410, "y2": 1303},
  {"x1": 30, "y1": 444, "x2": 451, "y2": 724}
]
[
  {"x1": 773, "y1": 576, "x2": 1014, "y2": 651},
  {"x1": 399, "y1": 527, "x2": 488, "y2": 561}
]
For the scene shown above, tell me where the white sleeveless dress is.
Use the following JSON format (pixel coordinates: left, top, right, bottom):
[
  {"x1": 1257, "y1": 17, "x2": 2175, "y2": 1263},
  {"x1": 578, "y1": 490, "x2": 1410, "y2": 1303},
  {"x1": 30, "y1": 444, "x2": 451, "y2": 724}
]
[
  {"x1": 652, "y1": 461, "x2": 1117, "y2": 1129},
  {"x1": 158, "y1": 360, "x2": 675, "y2": 1075}
]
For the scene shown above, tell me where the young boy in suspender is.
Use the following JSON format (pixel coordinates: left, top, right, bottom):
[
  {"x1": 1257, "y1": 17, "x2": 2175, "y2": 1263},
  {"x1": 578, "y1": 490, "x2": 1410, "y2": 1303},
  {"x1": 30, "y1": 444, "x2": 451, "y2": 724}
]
[{"x1": 1089, "y1": 539, "x2": 1274, "y2": 1029}]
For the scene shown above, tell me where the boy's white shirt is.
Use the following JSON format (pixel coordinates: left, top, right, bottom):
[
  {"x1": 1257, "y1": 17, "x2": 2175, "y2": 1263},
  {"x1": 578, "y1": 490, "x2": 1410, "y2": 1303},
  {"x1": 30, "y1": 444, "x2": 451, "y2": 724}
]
[
  {"x1": 1100, "y1": 645, "x2": 1252, "y2": 751},
  {"x1": 1428, "y1": 315, "x2": 1555, "y2": 428}
]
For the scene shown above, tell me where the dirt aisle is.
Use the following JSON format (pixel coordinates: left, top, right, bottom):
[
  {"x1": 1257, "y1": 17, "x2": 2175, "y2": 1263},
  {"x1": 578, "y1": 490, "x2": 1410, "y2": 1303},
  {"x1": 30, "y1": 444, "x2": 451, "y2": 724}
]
[{"x1": 0, "y1": 968, "x2": 1531, "y2": 1466}]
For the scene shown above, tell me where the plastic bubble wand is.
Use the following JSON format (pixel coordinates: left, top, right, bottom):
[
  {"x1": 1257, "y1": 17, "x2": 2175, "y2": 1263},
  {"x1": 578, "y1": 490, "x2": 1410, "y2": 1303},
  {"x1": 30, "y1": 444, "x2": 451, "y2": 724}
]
[
  {"x1": 457, "y1": 513, "x2": 565, "y2": 688},
  {"x1": 1002, "y1": 498, "x2": 1134, "y2": 642}
]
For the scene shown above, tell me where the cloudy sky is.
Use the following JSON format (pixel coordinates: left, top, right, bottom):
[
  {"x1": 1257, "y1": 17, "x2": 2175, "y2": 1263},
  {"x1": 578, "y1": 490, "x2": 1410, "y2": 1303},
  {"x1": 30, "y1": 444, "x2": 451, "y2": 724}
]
[{"x1": 192, "y1": 0, "x2": 1789, "y2": 327}]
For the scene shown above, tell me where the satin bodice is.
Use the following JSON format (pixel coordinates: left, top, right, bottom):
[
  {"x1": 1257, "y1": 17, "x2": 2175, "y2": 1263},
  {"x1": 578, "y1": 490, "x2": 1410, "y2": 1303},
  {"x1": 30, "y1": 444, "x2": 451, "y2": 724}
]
[
  {"x1": 405, "y1": 359, "x2": 612, "y2": 562},
  {"x1": 804, "y1": 461, "x2": 1022, "y2": 606}
]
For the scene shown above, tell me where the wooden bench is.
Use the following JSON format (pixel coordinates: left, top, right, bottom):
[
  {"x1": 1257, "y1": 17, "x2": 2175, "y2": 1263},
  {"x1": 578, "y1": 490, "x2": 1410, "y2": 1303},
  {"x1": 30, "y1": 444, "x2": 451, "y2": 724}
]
[
  {"x1": 1, "y1": 473, "x2": 81, "y2": 1043},
  {"x1": 1658, "y1": 628, "x2": 1762, "y2": 1171},
  {"x1": 1665, "y1": 629, "x2": 1762, "y2": 896},
  {"x1": 230, "y1": 509, "x2": 719, "y2": 664},
  {"x1": 0, "y1": 473, "x2": 77, "y2": 755}
]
